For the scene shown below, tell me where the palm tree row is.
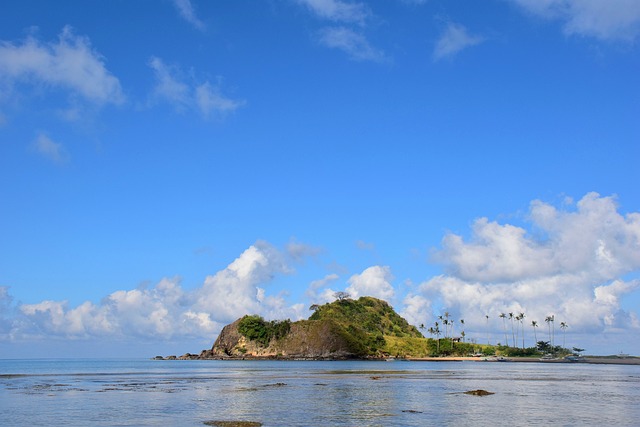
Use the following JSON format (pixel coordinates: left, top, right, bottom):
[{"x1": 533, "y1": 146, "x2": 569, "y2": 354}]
[{"x1": 423, "y1": 311, "x2": 570, "y2": 354}]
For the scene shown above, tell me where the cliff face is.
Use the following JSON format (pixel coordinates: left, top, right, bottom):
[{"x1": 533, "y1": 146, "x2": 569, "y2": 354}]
[
  {"x1": 197, "y1": 296, "x2": 425, "y2": 359},
  {"x1": 199, "y1": 319, "x2": 357, "y2": 359}
]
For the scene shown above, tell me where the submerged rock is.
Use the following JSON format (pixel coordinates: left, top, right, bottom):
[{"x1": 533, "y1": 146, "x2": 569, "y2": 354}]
[{"x1": 464, "y1": 389, "x2": 495, "y2": 396}]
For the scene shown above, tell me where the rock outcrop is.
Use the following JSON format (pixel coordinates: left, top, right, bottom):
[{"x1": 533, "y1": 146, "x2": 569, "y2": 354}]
[
  {"x1": 191, "y1": 296, "x2": 425, "y2": 360},
  {"x1": 198, "y1": 318, "x2": 358, "y2": 359}
]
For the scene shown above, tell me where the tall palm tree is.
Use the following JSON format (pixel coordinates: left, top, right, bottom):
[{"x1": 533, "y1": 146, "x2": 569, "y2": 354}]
[
  {"x1": 560, "y1": 322, "x2": 568, "y2": 349},
  {"x1": 509, "y1": 312, "x2": 515, "y2": 347},
  {"x1": 545, "y1": 315, "x2": 554, "y2": 347},
  {"x1": 460, "y1": 319, "x2": 465, "y2": 343},
  {"x1": 531, "y1": 320, "x2": 538, "y2": 345},
  {"x1": 499, "y1": 313, "x2": 508, "y2": 346},
  {"x1": 519, "y1": 312, "x2": 526, "y2": 348},
  {"x1": 434, "y1": 322, "x2": 441, "y2": 353},
  {"x1": 443, "y1": 312, "x2": 451, "y2": 341},
  {"x1": 485, "y1": 314, "x2": 490, "y2": 345}
]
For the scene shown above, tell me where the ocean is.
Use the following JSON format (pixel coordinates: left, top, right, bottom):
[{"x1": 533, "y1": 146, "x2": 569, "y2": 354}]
[{"x1": 1, "y1": 358, "x2": 639, "y2": 426}]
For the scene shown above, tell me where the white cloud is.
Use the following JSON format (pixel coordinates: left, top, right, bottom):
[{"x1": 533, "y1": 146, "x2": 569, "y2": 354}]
[
  {"x1": 510, "y1": 0, "x2": 640, "y2": 41},
  {"x1": 0, "y1": 26, "x2": 124, "y2": 105},
  {"x1": 346, "y1": 265, "x2": 395, "y2": 300},
  {"x1": 148, "y1": 57, "x2": 190, "y2": 111},
  {"x1": 195, "y1": 82, "x2": 245, "y2": 118},
  {"x1": 421, "y1": 193, "x2": 640, "y2": 338},
  {"x1": 148, "y1": 56, "x2": 244, "y2": 118},
  {"x1": 400, "y1": 294, "x2": 431, "y2": 330},
  {"x1": 433, "y1": 22, "x2": 483, "y2": 61},
  {"x1": 31, "y1": 133, "x2": 69, "y2": 164},
  {"x1": 306, "y1": 273, "x2": 340, "y2": 303},
  {"x1": 193, "y1": 241, "x2": 293, "y2": 322},
  {"x1": 296, "y1": 0, "x2": 370, "y2": 25},
  {"x1": 9, "y1": 242, "x2": 302, "y2": 341},
  {"x1": 318, "y1": 27, "x2": 387, "y2": 62},
  {"x1": 172, "y1": 0, "x2": 206, "y2": 31}
]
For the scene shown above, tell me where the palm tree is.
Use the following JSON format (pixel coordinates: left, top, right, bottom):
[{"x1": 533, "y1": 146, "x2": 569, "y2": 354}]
[
  {"x1": 519, "y1": 312, "x2": 526, "y2": 348},
  {"x1": 499, "y1": 313, "x2": 508, "y2": 346},
  {"x1": 434, "y1": 322, "x2": 441, "y2": 353},
  {"x1": 485, "y1": 314, "x2": 490, "y2": 345},
  {"x1": 545, "y1": 315, "x2": 554, "y2": 347},
  {"x1": 443, "y1": 312, "x2": 451, "y2": 341},
  {"x1": 460, "y1": 319, "x2": 465, "y2": 343},
  {"x1": 514, "y1": 314, "x2": 521, "y2": 347},
  {"x1": 560, "y1": 322, "x2": 568, "y2": 349},
  {"x1": 509, "y1": 312, "x2": 515, "y2": 347},
  {"x1": 531, "y1": 320, "x2": 538, "y2": 344}
]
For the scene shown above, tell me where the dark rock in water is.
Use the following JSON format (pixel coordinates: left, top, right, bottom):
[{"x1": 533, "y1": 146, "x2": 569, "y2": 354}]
[
  {"x1": 203, "y1": 422, "x2": 262, "y2": 427},
  {"x1": 402, "y1": 409, "x2": 423, "y2": 413},
  {"x1": 464, "y1": 389, "x2": 494, "y2": 396}
]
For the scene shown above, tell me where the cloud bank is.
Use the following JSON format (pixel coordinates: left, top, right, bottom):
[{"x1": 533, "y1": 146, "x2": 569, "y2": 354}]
[
  {"x1": 4, "y1": 242, "x2": 300, "y2": 342},
  {"x1": 1, "y1": 193, "x2": 638, "y2": 354},
  {"x1": 418, "y1": 192, "x2": 640, "y2": 338}
]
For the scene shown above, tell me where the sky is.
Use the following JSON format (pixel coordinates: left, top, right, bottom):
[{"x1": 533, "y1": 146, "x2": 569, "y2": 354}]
[{"x1": 0, "y1": 0, "x2": 639, "y2": 358}]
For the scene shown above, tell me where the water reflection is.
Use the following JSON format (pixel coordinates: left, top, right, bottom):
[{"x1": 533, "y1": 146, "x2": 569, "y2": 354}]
[{"x1": 1, "y1": 360, "x2": 639, "y2": 426}]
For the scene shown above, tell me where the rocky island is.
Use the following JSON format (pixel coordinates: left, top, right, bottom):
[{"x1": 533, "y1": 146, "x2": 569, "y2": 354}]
[{"x1": 174, "y1": 296, "x2": 426, "y2": 360}]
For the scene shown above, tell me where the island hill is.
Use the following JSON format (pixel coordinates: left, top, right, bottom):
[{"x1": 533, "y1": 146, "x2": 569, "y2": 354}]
[
  {"x1": 182, "y1": 296, "x2": 432, "y2": 360},
  {"x1": 162, "y1": 296, "x2": 640, "y2": 363}
]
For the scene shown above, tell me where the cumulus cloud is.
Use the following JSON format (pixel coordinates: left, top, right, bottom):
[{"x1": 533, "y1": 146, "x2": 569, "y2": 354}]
[
  {"x1": 346, "y1": 265, "x2": 395, "y2": 300},
  {"x1": 318, "y1": 27, "x2": 387, "y2": 62},
  {"x1": 148, "y1": 56, "x2": 244, "y2": 119},
  {"x1": 510, "y1": 0, "x2": 640, "y2": 41},
  {"x1": 295, "y1": 0, "x2": 370, "y2": 25},
  {"x1": 8, "y1": 242, "x2": 302, "y2": 341},
  {"x1": 400, "y1": 294, "x2": 431, "y2": 330},
  {"x1": 421, "y1": 193, "x2": 640, "y2": 337},
  {"x1": 31, "y1": 133, "x2": 69, "y2": 164},
  {"x1": 0, "y1": 26, "x2": 124, "y2": 105},
  {"x1": 172, "y1": 0, "x2": 206, "y2": 31},
  {"x1": 433, "y1": 22, "x2": 483, "y2": 61}
]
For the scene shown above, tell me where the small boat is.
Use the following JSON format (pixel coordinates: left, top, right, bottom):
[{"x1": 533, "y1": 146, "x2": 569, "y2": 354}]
[
  {"x1": 539, "y1": 354, "x2": 558, "y2": 361},
  {"x1": 483, "y1": 356, "x2": 510, "y2": 362}
]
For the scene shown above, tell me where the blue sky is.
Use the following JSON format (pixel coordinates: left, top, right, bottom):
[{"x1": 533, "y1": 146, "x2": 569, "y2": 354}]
[{"x1": 1, "y1": 0, "x2": 639, "y2": 358}]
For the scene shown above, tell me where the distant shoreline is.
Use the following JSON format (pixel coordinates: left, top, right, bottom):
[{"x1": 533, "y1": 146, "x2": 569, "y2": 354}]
[
  {"x1": 155, "y1": 354, "x2": 640, "y2": 365},
  {"x1": 406, "y1": 356, "x2": 640, "y2": 365}
]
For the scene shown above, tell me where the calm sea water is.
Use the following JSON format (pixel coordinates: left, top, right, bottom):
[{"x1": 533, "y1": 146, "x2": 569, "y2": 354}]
[{"x1": 1, "y1": 358, "x2": 639, "y2": 426}]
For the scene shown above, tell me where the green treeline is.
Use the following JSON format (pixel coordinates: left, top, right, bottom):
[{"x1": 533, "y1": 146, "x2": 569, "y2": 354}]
[{"x1": 237, "y1": 315, "x2": 291, "y2": 347}]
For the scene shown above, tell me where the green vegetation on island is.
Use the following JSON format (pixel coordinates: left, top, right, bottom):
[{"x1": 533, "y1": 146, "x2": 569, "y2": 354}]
[{"x1": 187, "y1": 295, "x2": 584, "y2": 360}]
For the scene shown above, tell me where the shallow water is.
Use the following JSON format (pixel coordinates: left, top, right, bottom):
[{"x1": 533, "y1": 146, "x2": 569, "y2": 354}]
[{"x1": 1, "y1": 359, "x2": 639, "y2": 426}]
